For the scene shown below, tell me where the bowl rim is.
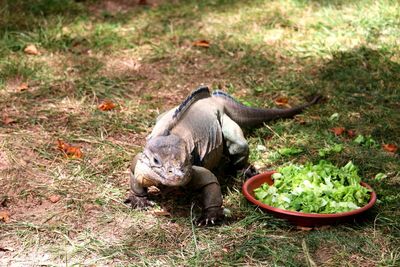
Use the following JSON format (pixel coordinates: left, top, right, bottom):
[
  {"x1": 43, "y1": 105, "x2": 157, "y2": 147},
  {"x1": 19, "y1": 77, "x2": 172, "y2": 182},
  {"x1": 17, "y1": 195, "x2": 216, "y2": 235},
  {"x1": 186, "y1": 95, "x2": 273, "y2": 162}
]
[{"x1": 242, "y1": 170, "x2": 377, "y2": 219}]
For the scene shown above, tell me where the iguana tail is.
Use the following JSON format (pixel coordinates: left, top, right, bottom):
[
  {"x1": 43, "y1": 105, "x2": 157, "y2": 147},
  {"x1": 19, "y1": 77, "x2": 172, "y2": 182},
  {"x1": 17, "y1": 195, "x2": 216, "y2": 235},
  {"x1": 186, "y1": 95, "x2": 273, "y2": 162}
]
[{"x1": 212, "y1": 90, "x2": 321, "y2": 127}]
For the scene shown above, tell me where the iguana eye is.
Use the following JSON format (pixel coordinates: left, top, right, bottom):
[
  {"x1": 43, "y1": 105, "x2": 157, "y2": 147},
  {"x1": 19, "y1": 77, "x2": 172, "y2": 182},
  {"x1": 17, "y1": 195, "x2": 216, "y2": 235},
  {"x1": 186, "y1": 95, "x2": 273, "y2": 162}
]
[{"x1": 152, "y1": 156, "x2": 161, "y2": 166}]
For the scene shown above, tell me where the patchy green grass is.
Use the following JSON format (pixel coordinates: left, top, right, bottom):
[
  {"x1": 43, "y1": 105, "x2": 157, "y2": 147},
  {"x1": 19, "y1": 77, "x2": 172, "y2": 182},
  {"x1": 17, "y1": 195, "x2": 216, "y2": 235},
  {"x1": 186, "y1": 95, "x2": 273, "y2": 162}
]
[{"x1": 0, "y1": 0, "x2": 399, "y2": 266}]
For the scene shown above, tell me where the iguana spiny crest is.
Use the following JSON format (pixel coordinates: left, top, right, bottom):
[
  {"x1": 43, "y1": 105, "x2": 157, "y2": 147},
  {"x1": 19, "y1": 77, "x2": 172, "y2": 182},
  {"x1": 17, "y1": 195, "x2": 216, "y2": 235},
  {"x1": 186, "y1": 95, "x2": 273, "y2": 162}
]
[
  {"x1": 127, "y1": 86, "x2": 322, "y2": 225},
  {"x1": 135, "y1": 86, "x2": 212, "y2": 187}
]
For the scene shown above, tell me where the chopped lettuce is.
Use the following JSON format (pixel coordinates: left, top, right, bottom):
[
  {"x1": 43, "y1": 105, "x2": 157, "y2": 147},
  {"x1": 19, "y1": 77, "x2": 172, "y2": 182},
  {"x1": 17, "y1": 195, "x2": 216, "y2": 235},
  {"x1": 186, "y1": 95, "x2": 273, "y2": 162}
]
[
  {"x1": 318, "y1": 144, "x2": 343, "y2": 157},
  {"x1": 254, "y1": 161, "x2": 371, "y2": 214}
]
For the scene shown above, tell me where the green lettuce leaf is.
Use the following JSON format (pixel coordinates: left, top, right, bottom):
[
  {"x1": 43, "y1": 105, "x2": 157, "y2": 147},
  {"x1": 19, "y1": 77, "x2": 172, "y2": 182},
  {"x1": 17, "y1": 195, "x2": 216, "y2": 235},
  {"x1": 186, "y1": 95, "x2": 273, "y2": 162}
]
[{"x1": 254, "y1": 161, "x2": 371, "y2": 214}]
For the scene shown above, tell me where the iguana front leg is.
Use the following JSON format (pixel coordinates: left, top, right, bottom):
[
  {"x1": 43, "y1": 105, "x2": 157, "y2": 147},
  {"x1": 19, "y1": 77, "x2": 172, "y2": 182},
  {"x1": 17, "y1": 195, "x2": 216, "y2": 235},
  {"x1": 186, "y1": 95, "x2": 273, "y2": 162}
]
[
  {"x1": 189, "y1": 166, "x2": 224, "y2": 226},
  {"x1": 125, "y1": 154, "x2": 154, "y2": 209},
  {"x1": 221, "y1": 114, "x2": 249, "y2": 168}
]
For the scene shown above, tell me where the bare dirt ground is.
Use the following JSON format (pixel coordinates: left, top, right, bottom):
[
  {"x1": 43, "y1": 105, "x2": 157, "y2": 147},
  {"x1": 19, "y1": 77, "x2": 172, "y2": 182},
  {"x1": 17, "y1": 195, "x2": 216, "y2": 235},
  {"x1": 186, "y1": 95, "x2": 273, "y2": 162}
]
[{"x1": 1, "y1": 0, "x2": 399, "y2": 266}]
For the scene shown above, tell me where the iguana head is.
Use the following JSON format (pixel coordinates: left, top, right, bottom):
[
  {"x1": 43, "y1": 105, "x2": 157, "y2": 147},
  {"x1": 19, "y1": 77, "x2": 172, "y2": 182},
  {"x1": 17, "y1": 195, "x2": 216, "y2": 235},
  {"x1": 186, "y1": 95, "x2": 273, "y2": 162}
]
[{"x1": 134, "y1": 134, "x2": 192, "y2": 187}]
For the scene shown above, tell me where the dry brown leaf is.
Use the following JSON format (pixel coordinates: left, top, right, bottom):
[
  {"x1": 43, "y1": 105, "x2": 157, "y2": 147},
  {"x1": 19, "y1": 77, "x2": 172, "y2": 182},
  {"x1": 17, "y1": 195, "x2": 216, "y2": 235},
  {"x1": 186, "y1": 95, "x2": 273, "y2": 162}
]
[
  {"x1": 309, "y1": 115, "x2": 321, "y2": 120},
  {"x1": 294, "y1": 115, "x2": 306, "y2": 125},
  {"x1": 49, "y1": 195, "x2": 61, "y2": 203},
  {"x1": 0, "y1": 210, "x2": 10, "y2": 223},
  {"x1": 346, "y1": 129, "x2": 356, "y2": 138},
  {"x1": 84, "y1": 204, "x2": 101, "y2": 213},
  {"x1": 24, "y1": 44, "x2": 40, "y2": 55},
  {"x1": 98, "y1": 100, "x2": 116, "y2": 111},
  {"x1": 274, "y1": 97, "x2": 289, "y2": 107},
  {"x1": 17, "y1": 82, "x2": 29, "y2": 91},
  {"x1": 382, "y1": 144, "x2": 398, "y2": 153},
  {"x1": 193, "y1": 40, "x2": 210, "y2": 48},
  {"x1": 222, "y1": 247, "x2": 229, "y2": 253},
  {"x1": 2, "y1": 114, "x2": 16, "y2": 125},
  {"x1": 296, "y1": 226, "x2": 313, "y2": 231},
  {"x1": 152, "y1": 209, "x2": 171, "y2": 216},
  {"x1": 331, "y1": 127, "x2": 345, "y2": 136},
  {"x1": 57, "y1": 139, "x2": 83, "y2": 159}
]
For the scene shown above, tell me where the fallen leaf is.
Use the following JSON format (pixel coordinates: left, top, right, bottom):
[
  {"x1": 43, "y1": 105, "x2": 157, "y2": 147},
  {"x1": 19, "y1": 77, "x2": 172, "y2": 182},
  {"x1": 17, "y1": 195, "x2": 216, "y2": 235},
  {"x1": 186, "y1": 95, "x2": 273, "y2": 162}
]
[
  {"x1": 192, "y1": 40, "x2": 210, "y2": 48},
  {"x1": 24, "y1": 44, "x2": 40, "y2": 55},
  {"x1": 57, "y1": 139, "x2": 83, "y2": 159},
  {"x1": 382, "y1": 144, "x2": 398, "y2": 153},
  {"x1": 331, "y1": 127, "x2": 345, "y2": 136},
  {"x1": 329, "y1": 112, "x2": 339, "y2": 121},
  {"x1": 84, "y1": 204, "x2": 102, "y2": 213},
  {"x1": 296, "y1": 226, "x2": 313, "y2": 231},
  {"x1": 309, "y1": 115, "x2": 321, "y2": 120},
  {"x1": 278, "y1": 147, "x2": 303, "y2": 156},
  {"x1": 354, "y1": 134, "x2": 365, "y2": 144},
  {"x1": 17, "y1": 82, "x2": 29, "y2": 91},
  {"x1": 354, "y1": 134, "x2": 378, "y2": 148},
  {"x1": 152, "y1": 209, "x2": 171, "y2": 216},
  {"x1": 49, "y1": 195, "x2": 61, "y2": 203},
  {"x1": 346, "y1": 129, "x2": 356, "y2": 138},
  {"x1": 0, "y1": 210, "x2": 10, "y2": 223},
  {"x1": 274, "y1": 97, "x2": 289, "y2": 107},
  {"x1": 319, "y1": 144, "x2": 343, "y2": 157},
  {"x1": 98, "y1": 100, "x2": 116, "y2": 111},
  {"x1": 294, "y1": 116, "x2": 306, "y2": 124},
  {"x1": 256, "y1": 145, "x2": 266, "y2": 152},
  {"x1": 375, "y1": 173, "x2": 387, "y2": 181},
  {"x1": 2, "y1": 114, "x2": 16, "y2": 125}
]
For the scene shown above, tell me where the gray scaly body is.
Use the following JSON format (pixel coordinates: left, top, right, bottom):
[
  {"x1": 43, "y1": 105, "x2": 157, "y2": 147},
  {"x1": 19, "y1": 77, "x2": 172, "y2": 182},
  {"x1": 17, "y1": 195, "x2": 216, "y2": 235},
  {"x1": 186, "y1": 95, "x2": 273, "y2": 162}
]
[{"x1": 126, "y1": 86, "x2": 321, "y2": 225}]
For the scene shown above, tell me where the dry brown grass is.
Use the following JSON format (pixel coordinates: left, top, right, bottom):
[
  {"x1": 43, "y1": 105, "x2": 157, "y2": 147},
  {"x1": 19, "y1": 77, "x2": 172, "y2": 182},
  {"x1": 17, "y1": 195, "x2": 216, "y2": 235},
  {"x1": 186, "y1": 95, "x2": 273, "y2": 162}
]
[{"x1": 1, "y1": 0, "x2": 399, "y2": 266}]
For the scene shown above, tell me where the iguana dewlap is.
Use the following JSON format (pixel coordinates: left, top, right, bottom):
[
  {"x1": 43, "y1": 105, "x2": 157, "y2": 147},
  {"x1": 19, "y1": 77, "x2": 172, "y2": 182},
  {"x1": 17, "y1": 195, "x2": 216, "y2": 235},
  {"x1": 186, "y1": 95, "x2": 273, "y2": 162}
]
[{"x1": 126, "y1": 86, "x2": 321, "y2": 225}]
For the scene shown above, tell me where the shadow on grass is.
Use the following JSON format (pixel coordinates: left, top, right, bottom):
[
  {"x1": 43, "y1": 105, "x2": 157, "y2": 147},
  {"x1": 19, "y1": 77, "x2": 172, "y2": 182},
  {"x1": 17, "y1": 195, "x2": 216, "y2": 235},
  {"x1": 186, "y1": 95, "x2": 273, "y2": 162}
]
[
  {"x1": 2, "y1": 0, "x2": 399, "y2": 233},
  {"x1": 321, "y1": 47, "x2": 400, "y2": 96},
  {"x1": 0, "y1": 0, "x2": 361, "y2": 31},
  {"x1": 0, "y1": 0, "x2": 87, "y2": 33},
  {"x1": 0, "y1": 0, "x2": 363, "y2": 54},
  {"x1": 318, "y1": 46, "x2": 400, "y2": 141},
  {"x1": 0, "y1": 0, "x2": 266, "y2": 33},
  {"x1": 1, "y1": 2, "x2": 399, "y2": 266}
]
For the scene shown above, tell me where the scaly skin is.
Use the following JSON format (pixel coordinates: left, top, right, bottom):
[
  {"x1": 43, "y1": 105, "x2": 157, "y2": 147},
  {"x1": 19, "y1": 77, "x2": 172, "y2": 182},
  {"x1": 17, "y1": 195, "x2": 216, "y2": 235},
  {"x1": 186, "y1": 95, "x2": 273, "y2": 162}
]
[{"x1": 126, "y1": 86, "x2": 321, "y2": 226}]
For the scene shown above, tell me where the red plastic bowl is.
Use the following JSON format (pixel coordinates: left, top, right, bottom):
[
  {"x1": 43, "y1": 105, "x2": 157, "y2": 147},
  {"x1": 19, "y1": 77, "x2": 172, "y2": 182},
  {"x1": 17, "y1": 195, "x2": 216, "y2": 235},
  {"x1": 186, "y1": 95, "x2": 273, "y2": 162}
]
[{"x1": 242, "y1": 171, "x2": 377, "y2": 227}]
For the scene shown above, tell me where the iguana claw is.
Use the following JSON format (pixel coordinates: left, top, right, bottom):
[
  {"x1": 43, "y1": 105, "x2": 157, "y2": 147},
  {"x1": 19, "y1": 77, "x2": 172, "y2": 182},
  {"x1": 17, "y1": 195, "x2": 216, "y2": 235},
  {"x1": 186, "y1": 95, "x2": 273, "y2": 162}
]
[
  {"x1": 243, "y1": 164, "x2": 259, "y2": 179},
  {"x1": 124, "y1": 195, "x2": 154, "y2": 209},
  {"x1": 196, "y1": 207, "x2": 225, "y2": 226}
]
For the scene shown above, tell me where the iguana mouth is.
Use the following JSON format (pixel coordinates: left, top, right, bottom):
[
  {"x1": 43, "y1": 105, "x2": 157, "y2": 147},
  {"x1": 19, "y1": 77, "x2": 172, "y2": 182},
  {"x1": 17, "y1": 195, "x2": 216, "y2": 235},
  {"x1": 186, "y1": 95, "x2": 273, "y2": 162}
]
[
  {"x1": 152, "y1": 166, "x2": 190, "y2": 185},
  {"x1": 136, "y1": 153, "x2": 190, "y2": 187}
]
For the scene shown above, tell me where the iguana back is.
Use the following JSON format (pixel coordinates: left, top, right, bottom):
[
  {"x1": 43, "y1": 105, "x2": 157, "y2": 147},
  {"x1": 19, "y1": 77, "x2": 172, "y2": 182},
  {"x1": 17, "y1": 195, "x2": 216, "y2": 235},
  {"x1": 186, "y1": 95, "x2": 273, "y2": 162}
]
[{"x1": 127, "y1": 86, "x2": 321, "y2": 226}]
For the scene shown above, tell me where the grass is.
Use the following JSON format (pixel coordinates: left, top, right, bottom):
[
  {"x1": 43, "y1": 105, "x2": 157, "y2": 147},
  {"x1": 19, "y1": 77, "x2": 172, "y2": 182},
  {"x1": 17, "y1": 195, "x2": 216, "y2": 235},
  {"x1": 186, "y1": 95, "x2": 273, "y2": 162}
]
[{"x1": 0, "y1": 0, "x2": 399, "y2": 266}]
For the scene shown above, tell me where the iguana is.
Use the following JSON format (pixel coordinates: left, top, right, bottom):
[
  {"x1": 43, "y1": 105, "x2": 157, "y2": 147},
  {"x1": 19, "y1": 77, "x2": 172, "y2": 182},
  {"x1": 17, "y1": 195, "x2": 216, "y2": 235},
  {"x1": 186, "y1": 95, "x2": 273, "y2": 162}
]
[{"x1": 125, "y1": 86, "x2": 321, "y2": 225}]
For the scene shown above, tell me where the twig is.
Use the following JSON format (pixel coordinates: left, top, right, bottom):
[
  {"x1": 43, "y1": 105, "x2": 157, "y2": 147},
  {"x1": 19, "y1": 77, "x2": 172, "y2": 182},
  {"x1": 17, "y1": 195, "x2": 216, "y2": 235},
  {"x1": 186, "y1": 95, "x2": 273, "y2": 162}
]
[
  {"x1": 190, "y1": 202, "x2": 198, "y2": 251},
  {"x1": 265, "y1": 124, "x2": 285, "y2": 142},
  {"x1": 302, "y1": 239, "x2": 317, "y2": 267}
]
